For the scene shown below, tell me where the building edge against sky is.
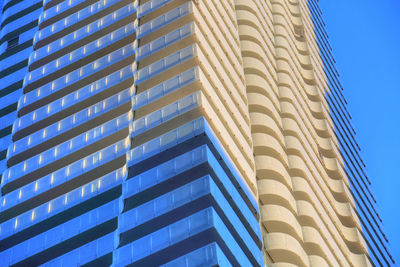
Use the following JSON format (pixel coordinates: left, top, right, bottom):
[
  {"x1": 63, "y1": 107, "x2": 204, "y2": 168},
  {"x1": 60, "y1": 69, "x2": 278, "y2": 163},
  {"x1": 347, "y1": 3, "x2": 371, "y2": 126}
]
[
  {"x1": 0, "y1": 0, "x2": 394, "y2": 266},
  {"x1": 307, "y1": 1, "x2": 395, "y2": 265}
]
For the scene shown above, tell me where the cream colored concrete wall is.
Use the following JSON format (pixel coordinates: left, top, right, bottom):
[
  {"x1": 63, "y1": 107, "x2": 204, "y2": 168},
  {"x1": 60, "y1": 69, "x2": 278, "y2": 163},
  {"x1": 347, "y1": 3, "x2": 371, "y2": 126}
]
[
  {"x1": 234, "y1": 0, "x2": 372, "y2": 266},
  {"x1": 135, "y1": 0, "x2": 258, "y2": 196}
]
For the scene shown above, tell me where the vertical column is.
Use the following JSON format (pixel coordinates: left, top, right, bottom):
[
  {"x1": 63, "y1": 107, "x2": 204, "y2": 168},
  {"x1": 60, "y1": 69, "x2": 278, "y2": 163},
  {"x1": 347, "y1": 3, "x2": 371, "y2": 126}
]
[
  {"x1": 113, "y1": 0, "x2": 264, "y2": 266},
  {"x1": 0, "y1": 0, "x2": 43, "y2": 192}
]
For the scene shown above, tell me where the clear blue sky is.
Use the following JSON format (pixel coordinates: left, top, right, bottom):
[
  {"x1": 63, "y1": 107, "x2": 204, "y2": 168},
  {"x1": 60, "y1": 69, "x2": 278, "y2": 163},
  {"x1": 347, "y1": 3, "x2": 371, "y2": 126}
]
[{"x1": 321, "y1": 0, "x2": 400, "y2": 261}]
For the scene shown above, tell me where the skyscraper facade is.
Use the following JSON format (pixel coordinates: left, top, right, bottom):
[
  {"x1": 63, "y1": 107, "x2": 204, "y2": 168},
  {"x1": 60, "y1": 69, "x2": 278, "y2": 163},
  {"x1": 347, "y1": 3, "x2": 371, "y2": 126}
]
[{"x1": 0, "y1": 0, "x2": 394, "y2": 266}]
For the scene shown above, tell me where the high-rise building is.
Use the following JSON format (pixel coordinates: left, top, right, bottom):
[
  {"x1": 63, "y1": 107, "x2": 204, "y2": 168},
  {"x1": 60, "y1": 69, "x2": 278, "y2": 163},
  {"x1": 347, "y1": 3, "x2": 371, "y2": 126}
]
[{"x1": 0, "y1": 0, "x2": 394, "y2": 266}]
